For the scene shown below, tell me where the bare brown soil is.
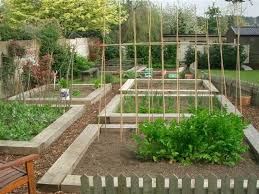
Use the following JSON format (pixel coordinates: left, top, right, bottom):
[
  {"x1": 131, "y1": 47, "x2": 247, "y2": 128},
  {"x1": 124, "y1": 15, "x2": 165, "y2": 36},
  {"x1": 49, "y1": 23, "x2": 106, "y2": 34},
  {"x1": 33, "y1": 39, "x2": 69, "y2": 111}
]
[
  {"x1": 242, "y1": 105, "x2": 259, "y2": 131},
  {"x1": 73, "y1": 130, "x2": 259, "y2": 178}
]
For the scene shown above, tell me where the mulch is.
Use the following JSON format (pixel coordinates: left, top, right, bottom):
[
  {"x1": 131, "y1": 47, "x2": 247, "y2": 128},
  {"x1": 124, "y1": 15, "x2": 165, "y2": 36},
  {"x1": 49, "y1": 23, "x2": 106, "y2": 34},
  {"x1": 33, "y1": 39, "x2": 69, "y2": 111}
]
[
  {"x1": 0, "y1": 84, "x2": 120, "y2": 194},
  {"x1": 229, "y1": 97, "x2": 259, "y2": 131},
  {"x1": 241, "y1": 105, "x2": 259, "y2": 131}
]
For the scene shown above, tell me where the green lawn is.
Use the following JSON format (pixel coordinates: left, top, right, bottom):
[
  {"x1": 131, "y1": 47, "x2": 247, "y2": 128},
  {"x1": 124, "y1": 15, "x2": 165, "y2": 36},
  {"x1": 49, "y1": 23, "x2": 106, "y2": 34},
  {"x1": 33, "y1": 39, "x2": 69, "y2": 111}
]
[{"x1": 201, "y1": 70, "x2": 259, "y2": 85}]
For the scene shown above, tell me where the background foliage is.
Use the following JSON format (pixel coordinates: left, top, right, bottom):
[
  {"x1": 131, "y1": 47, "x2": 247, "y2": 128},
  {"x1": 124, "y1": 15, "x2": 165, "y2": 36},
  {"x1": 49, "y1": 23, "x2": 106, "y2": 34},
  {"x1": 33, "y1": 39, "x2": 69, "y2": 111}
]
[{"x1": 184, "y1": 45, "x2": 247, "y2": 69}]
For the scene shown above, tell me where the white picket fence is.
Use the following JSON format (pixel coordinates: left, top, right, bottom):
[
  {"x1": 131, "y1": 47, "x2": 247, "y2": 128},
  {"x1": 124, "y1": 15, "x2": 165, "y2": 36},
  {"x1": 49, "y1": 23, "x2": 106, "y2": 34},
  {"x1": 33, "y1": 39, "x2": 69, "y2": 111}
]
[{"x1": 81, "y1": 174, "x2": 258, "y2": 194}]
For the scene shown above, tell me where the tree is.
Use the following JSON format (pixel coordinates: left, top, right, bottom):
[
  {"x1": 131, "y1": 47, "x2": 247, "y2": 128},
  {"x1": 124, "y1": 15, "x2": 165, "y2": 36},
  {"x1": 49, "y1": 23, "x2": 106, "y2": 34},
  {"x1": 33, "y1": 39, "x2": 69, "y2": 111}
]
[
  {"x1": 2, "y1": 0, "x2": 126, "y2": 33},
  {"x1": 163, "y1": 4, "x2": 202, "y2": 35},
  {"x1": 120, "y1": 1, "x2": 161, "y2": 42}
]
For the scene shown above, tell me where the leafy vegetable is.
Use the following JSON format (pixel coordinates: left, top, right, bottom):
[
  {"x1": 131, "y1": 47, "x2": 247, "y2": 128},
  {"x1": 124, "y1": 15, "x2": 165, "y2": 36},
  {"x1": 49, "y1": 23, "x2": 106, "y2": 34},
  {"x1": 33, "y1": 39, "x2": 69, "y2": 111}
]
[
  {"x1": 134, "y1": 109, "x2": 247, "y2": 166},
  {"x1": 0, "y1": 101, "x2": 63, "y2": 141}
]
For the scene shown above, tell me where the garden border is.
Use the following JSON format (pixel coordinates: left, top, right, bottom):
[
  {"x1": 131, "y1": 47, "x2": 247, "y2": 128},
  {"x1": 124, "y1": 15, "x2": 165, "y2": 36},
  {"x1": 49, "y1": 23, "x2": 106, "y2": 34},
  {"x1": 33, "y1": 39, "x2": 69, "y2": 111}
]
[
  {"x1": 0, "y1": 105, "x2": 85, "y2": 155},
  {"x1": 120, "y1": 79, "x2": 219, "y2": 95},
  {"x1": 8, "y1": 83, "x2": 112, "y2": 105},
  {"x1": 37, "y1": 124, "x2": 100, "y2": 192}
]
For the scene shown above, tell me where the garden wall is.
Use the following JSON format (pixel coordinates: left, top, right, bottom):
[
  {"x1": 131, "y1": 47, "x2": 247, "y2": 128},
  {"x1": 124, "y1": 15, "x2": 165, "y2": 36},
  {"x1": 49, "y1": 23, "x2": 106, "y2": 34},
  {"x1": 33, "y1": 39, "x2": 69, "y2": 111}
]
[{"x1": 0, "y1": 38, "x2": 92, "y2": 98}]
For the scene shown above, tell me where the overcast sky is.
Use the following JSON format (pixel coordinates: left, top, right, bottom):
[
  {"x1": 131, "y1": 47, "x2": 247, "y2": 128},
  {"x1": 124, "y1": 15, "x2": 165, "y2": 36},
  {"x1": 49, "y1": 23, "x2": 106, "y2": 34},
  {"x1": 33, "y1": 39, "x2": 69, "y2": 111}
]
[{"x1": 154, "y1": 0, "x2": 259, "y2": 17}]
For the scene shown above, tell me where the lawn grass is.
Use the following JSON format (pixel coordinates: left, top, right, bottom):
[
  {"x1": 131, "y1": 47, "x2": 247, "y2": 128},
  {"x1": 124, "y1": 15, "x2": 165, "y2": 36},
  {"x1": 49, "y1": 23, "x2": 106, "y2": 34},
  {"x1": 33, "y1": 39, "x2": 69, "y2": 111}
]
[
  {"x1": 201, "y1": 70, "x2": 259, "y2": 85},
  {"x1": 0, "y1": 101, "x2": 63, "y2": 141}
]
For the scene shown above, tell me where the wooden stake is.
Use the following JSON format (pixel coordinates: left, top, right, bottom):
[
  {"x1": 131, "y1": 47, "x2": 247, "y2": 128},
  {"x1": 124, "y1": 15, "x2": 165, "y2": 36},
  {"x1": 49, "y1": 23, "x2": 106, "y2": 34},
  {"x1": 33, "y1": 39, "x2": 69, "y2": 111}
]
[
  {"x1": 236, "y1": 3, "x2": 242, "y2": 113},
  {"x1": 97, "y1": 1, "x2": 107, "y2": 140},
  {"x1": 205, "y1": 17, "x2": 213, "y2": 112},
  {"x1": 119, "y1": 1, "x2": 124, "y2": 142},
  {"x1": 216, "y1": 16, "x2": 227, "y2": 111},
  {"x1": 176, "y1": 8, "x2": 180, "y2": 123},
  {"x1": 133, "y1": 4, "x2": 139, "y2": 134},
  {"x1": 194, "y1": 6, "x2": 198, "y2": 110},
  {"x1": 147, "y1": 5, "x2": 152, "y2": 121},
  {"x1": 160, "y1": 3, "x2": 166, "y2": 119}
]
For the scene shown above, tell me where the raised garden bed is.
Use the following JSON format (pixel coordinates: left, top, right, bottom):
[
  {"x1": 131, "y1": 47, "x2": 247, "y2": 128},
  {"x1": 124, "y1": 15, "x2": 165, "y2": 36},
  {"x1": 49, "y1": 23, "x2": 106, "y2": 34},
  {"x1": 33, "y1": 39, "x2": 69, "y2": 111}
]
[
  {"x1": 120, "y1": 95, "x2": 221, "y2": 113},
  {"x1": 0, "y1": 102, "x2": 85, "y2": 155},
  {"x1": 8, "y1": 83, "x2": 112, "y2": 105},
  {"x1": 38, "y1": 123, "x2": 259, "y2": 193},
  {"x1": 120, "y1": 79, "x2": 219, "y2": 95},
  {"x1": 98, "y1": 94, "x2": 221, "y2": 123}
]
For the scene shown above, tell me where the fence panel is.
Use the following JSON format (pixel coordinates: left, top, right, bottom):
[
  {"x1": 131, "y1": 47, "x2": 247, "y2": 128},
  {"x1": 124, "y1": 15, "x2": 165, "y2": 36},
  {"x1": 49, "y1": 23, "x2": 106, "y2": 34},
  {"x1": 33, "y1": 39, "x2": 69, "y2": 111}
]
[
  {"x1": 80, "y1": 174, "x2": 258, "y2": 194},
  {"x1": 195, "y1": 175, "x2": 205, "y2": 194},
  {"x1": 169, "y1": 175, "x2": 180, "y2": 194}
]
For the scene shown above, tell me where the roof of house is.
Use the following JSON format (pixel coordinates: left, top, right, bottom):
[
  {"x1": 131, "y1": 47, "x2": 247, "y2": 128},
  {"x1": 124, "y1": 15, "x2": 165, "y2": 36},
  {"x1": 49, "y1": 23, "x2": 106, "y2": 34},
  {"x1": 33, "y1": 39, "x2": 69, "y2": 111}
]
[
  {"x1": 163, "y1": 34, "x2": 220, "y2": 37},
  {"x1": 231, "y1": 26, "x2": 259, "y2": 36}
]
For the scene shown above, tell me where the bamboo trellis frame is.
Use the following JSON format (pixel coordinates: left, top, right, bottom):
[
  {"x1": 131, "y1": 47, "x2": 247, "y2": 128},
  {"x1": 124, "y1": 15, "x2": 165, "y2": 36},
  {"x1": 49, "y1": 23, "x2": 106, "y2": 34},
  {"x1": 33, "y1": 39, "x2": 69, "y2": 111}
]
[{"x1": 97, "y1": 1, "x2": 244, "y2": 141}]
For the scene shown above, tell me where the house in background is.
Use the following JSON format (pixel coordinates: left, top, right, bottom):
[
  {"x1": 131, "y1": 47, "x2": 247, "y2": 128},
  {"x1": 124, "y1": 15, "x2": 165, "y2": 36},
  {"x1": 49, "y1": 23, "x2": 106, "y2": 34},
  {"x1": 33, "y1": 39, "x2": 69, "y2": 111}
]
[{"x1": 226, "y1": 26, "x2": 259, "y2": 69}]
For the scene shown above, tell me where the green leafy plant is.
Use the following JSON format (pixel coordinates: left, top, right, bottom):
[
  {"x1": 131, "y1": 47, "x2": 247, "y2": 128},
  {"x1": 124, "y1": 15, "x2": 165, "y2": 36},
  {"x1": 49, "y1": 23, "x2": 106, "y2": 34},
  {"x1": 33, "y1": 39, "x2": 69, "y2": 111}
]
[
  {"x1": 58, "y1": 78, "x2": 70, "y2": 88},
  {"x1": 123, "y1": 70, "x2": 138, "y2": 79},
  {"x1": 74, "y1": 55, "x2": 94, "y2": 77},
  {"x1": 93, "y1": 79, "x2": 101, "y2": 89},
  {"x1": 0, "y1": 101, "x2": 63, "y2": 141},
  {"x1": 134, "y1": 109, "x2": 247, "y2": 166},
  {"x1": 105, "y1": 73, "x2": 115, "y2": 83},
  {"x1": 184, "y1": 45, "x2": 247, "y2": 70},
  {"x1": 72, "y1": 90, "x2": 81, "y2": 97}
]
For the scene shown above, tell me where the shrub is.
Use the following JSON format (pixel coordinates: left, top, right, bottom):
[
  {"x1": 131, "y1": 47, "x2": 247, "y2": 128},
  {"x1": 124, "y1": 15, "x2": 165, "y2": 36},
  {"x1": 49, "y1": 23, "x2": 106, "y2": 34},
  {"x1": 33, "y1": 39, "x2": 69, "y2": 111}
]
[
  {"x1": 37, "y1": 22, "x2": 61, "y2": 56},
  {"x1": 105, "y1": 46, "x2": 119, "y2": 60},
  {"x1": 23, "y1": 54, "x2": 54, "y2": 86},
  {"x1": 127, "y1": 45, "x2": 176, "y2": 67},
  {"x1": 73, "y1": 55, "x2": 94, "y2": 77},
  {"x1": 184, "y1": 45, "x2": 247, "y2": 70},
  {"x1": 58, "y1": 78, "x2": 70, "y2": 88},
  {"x1": 134, "y1": 109, "x2": 247, "y2": 166},
  {"x1": 0, "y1": 23, "x2": 34, "y2": 41}
]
